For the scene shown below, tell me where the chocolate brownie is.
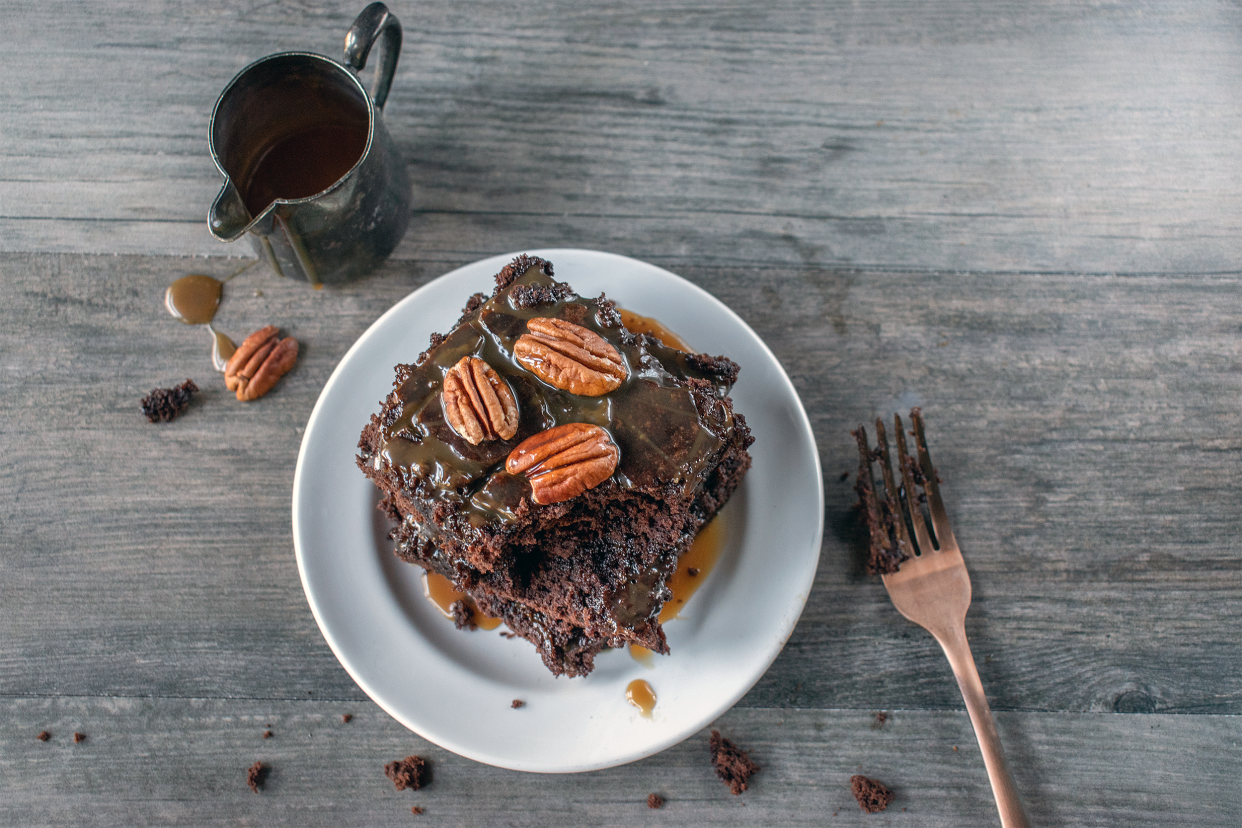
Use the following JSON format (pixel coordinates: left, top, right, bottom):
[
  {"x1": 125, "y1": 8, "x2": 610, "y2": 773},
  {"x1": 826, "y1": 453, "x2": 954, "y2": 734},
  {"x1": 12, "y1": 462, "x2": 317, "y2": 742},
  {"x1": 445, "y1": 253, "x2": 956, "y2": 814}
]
[{"x1": 358, "y1": 255, "x2": 753, "y2": 676}]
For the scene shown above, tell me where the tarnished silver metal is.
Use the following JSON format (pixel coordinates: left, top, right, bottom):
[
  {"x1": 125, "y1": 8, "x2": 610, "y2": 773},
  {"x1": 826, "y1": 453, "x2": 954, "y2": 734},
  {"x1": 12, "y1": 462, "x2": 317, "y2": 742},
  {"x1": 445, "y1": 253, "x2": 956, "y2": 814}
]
[{"x1": 207, "y1": 3, "x2": 411, "y2": 286}]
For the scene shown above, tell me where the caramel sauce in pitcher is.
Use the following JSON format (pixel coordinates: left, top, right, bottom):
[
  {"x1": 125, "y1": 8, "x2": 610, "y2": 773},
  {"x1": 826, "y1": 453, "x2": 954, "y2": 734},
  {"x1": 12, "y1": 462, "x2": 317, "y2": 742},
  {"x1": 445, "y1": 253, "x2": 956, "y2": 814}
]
[{"x1": 241, "y1": 121, "x2": 369, "y2": 216}]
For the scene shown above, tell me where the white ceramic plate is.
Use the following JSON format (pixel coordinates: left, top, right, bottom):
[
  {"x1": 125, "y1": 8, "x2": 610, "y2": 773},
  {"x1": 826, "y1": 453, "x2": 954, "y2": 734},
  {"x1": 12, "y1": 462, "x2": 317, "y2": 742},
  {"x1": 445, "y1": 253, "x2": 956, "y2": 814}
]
[{"x1": 293, "y1": 249, "x2": 823, "y2": 773}]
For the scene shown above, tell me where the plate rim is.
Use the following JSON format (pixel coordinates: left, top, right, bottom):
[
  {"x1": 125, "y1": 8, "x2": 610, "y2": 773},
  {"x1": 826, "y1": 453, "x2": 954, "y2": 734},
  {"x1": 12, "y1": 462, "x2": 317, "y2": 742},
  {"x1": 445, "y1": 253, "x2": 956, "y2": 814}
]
[{"x1": 292, "y1": 248, "x2": 824, "y2": 772}]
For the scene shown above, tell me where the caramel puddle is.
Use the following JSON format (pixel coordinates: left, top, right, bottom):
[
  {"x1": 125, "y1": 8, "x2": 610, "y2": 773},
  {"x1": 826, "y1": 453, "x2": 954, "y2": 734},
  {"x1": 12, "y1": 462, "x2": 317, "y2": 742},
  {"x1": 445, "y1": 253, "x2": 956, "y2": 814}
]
[
  {"x1": 164, "y1": 261, "x2": 257, "y2": 371},
  {"x1": 660, "y1": 514, "x2": 727, "y2": 623},
  {"x1": 628, "y1": 513, "x2": 728, "y2": 666},
  {"x1": 626, "y1": 679, "x2": 657, "y2": 718},
  {"x1": 423, "y1": 572, "x2": 501, "y2": 631}
]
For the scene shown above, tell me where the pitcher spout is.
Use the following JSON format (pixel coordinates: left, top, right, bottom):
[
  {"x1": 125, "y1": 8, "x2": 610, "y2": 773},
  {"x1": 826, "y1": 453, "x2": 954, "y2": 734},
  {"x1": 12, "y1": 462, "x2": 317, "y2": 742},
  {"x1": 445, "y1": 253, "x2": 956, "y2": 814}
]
[{"x1": 208, "y1": 180, "x2": 252, "y2": 242}]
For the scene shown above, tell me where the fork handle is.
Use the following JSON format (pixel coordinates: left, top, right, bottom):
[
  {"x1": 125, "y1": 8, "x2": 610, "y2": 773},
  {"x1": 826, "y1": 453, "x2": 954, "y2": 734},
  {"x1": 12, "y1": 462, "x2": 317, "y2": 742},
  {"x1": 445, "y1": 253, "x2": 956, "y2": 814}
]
[{"x1": 936, "y1": 624, "x2": 1032, "y2": 828}]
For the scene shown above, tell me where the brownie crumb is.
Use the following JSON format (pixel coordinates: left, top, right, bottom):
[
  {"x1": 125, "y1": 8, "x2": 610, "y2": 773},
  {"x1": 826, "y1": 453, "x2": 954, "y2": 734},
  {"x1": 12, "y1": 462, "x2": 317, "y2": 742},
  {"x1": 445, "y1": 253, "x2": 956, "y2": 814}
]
[
  {"x1": 687, "y1": 567, "x2": 700, "y2": 577},
  {"x1": 385, "y1": 755, "x2": 430, "y2": 791},
  {"x1": 840, "y1": 470, "x2": 850, "y2": 481},
  {"x1": 411, "y1": 805, "x2": 425, "y2": 815},
  {"x1": 511, "y1": 699, "x2": 525, "y2": 709},
  {"x1": 73, "y1": 732, "x2": 87, "y2": 744},
  {"x1": 247, "y1": 761, "x2": 269, "y2": 793},
  {"x1": 647, "y1": 793, "x2": 664, "y2": 809},
  {"x1": 141, "y1": 379, "x2": 198, "y2": 423},
  {"x1": 450, "y1": 600, "x2": 478, "y2": 631},
  {"x1": 709, "y1": 730, "x2": 759, "y2": 795},
  {"x1": 263, "y1": 730, "x2": 273, "y2": 739},
  {"x1": 872, "y1": 711, "x2": 888, "y2": 728},
  {"x1": 342, "y1": 714, "x2": 353, "y2": 724},
  {"x1": 499, "y1": 631, "x2": 518, "y2": 639},
  {"x1": 36, "y1": 731, "x2": 50, "y2": 742},
  {"x1": 850, "y1": 775, "x2": 895, "y2": 813}
]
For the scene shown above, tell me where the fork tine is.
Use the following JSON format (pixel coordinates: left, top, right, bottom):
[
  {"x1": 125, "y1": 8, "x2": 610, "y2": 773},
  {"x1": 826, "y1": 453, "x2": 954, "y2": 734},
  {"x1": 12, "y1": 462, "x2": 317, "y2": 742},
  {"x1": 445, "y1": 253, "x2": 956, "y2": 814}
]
[
  {"x1": 873, "y1": 417, "x2": 919, "y2": 557},
  {"x1": 910, "y1": 408, "x2": 958, "y2": 551},
  {"x1": 892, "y1": 412, "x2": 936, "y2": 554}
]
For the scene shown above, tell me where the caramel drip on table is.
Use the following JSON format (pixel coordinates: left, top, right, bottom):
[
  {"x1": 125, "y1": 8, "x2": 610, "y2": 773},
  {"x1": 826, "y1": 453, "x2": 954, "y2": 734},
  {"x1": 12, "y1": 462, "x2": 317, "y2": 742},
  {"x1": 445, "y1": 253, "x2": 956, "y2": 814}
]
[
  {"x1": 626, "y1": 679, "x2": 657, "y2": 718},
  {"x1": 210, "y1": 326, "x2": 237, "y2": 372},
  {"x1": 423, "y1": 572, "x2": 502, "y2": 631},
  {"x1": 164, "y1": 261, "x2": 257, "y2": 371},
  {"x1": 166, "y1": 274, "x2": 223, "y2": 325},
  {"x1": 618, "y1": 308, "x2": 692, "y2": 352}
]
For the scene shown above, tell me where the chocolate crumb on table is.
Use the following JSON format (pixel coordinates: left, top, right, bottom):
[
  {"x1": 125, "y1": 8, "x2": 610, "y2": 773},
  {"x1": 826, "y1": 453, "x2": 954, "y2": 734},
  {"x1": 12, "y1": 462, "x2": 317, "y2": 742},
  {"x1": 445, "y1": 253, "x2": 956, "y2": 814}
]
[
  {"x1": 384, "y1": 755, "x2": 430, "y2": 791},
  {"x1": 647, "y1": 793, "x2": 664, "y2": 809},
  {"x1": 873, "y1": 711, "x2": 888, "y2": 728},
  {"x1": 262, "y1": 730, "x2": 273, "y2": 739},
  {"x1": 141, "y1": 379, "x2": 198, "y2": 423},
  {"x1": 342, "y1": 714, "x2": 353, "y2": 723},
  {"x1": 36, "y1": 731, "x2": 50, "y2": 742},
  {"x1": 511, "y1": 699, "x2": 524, "y2": 709},
  {"x1": 73, "y1": 732, "x2": 87, "y2": 743},
  {"x1": 709, "y1": 730, "x2": 759, "y2": 795},
  {"x1": 247, "y1": 761, "x2": 268, "y2": 793},
  {"x1": 411, "y1": 806, "x2": 424, "y2": 815},
  {"x1": 850, "y1": 775, "x2": 895, "y2": 813}
]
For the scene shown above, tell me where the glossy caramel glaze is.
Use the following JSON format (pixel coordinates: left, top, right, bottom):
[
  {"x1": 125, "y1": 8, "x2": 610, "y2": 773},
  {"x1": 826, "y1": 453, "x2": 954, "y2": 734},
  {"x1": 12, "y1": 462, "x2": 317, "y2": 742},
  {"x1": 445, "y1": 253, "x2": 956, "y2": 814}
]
[{"x1": 377, "y1": 262, "x2": 736, "y2": 525}]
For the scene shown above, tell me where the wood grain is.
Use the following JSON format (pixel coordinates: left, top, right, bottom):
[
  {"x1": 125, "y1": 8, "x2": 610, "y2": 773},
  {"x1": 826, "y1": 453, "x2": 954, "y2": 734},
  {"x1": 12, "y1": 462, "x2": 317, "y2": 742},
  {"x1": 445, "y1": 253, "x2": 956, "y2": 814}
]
[
  {"x1": 2, "y1": 254, "x2": 1238, "y2": 716},
  {"x1": 2, "y1": 698, "x2": 1238, "y2": 827},
  {"x1": 4, "y1": 1, "x2": 1241, "y2": 823},
  {"x1": 2, "y1": 1, "x2": 1240, "y2": 271}
]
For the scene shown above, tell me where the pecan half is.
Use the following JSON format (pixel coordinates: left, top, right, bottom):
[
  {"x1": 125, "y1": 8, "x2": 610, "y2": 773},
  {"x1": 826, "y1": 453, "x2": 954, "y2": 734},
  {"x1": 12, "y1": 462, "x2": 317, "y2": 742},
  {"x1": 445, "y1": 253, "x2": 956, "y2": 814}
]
[
  {"x1": 505, "y1": 423, "x2": 619, "y2": 505},
  {"x1": 224, "y1": 324, "x2": 299, "y2": 401},
  {"x1": 513, "y1": 318, "x2": 627, "y2": 396},
  {"x1": 442, "y1": 356, "x2": 519, "y2": 444}
]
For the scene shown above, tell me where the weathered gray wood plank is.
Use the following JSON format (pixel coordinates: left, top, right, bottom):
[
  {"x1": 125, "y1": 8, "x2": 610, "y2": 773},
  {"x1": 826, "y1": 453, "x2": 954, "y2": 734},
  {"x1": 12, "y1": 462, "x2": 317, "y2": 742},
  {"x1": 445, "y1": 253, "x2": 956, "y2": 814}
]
[
  {"x1": 2, "y1": 253, "x2": 1239, "y2": 717},
  {"x1": 2, "y1": 698, "x2": 1237, "y2": 828},
  {"x1": 2, "y1": 1, "x2": 1240, "y2": 271}
]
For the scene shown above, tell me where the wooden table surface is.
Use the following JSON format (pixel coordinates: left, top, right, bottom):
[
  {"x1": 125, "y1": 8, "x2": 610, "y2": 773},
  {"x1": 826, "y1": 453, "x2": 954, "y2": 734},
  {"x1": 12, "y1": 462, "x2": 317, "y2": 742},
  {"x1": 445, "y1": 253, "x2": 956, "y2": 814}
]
[{"x1": 3, "y1": 1, "x2": 1240, "y2": 825}]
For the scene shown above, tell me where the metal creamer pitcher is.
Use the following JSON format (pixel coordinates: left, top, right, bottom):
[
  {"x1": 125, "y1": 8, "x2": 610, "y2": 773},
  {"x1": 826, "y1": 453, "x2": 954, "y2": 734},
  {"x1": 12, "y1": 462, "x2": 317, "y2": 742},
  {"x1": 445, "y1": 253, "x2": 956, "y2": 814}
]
[{"x1": 208, "y1": 3, "x2": 412, "y2": 286}]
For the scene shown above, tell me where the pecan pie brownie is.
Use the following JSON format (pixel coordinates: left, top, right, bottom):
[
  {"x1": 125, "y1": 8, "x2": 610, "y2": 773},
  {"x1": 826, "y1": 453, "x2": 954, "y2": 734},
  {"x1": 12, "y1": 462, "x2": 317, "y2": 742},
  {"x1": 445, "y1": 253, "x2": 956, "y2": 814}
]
[{"x1": 357, "y1": 254, "x2": 753, "y2": 676}]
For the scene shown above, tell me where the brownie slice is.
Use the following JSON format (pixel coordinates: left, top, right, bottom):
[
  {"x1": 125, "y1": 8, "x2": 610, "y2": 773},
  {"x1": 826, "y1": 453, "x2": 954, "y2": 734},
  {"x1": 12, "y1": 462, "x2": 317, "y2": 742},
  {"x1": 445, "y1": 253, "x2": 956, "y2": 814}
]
[{"x1": 357, "y1": 255, "x2": 753, "y2": 676}]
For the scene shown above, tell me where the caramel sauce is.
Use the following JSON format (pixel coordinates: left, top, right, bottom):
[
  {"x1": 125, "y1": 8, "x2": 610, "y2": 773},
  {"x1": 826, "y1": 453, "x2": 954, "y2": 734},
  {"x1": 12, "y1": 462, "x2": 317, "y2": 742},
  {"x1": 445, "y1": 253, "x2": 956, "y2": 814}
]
[
  {"x1": 618, "y1": 308, "x2": 692, "y2": 352},
  {"x1": 659, "y1": 513, "x2": 727, "y2": 623},
  {"x1": 164, "y1": 261, "x2": 257, "y2": 371},
  {"x1": 625, "y1": 679, "x2": 657, "y2": 717},
  {"x1": 628, "y1": 644, "x2": 655, "y2": 667},
  {"x1": 242, "y1": 121, "x2": 369, "y2": 217},
  {"x1": 423, "y1": 572, "x2": 502, "y2": 631},
  {"x1": 211, "y1": 327, "x2": 237, "y2": 372},
  {"x1": 165, "y1": 274, "x2": 223, "y2": 325},
  {"x1": 628, "y1": 512, "x2": 728, "y2": 665}
]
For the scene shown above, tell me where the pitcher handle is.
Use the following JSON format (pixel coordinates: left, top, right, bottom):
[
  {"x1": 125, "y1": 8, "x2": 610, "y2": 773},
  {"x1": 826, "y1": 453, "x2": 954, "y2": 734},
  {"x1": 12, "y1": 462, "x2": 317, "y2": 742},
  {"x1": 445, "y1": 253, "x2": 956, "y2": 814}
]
[{"x1": 343, "y1": 2, "x2": 402, "y2": 111}]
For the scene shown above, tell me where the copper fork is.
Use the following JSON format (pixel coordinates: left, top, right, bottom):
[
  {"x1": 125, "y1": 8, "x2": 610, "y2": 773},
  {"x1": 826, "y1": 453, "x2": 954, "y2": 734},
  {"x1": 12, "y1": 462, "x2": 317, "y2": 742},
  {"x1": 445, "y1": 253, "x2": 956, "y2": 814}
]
[{"x1": 856, "y1": 409, "x2": 1030, "y2": 828}]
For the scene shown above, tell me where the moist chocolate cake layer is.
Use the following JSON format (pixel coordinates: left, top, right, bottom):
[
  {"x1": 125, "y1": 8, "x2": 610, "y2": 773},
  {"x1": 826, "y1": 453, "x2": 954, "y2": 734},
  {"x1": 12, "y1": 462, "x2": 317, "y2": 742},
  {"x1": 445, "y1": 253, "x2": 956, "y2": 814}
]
[{"x1": 358, "y1": 255, "x2": 752, "y2": 676}]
